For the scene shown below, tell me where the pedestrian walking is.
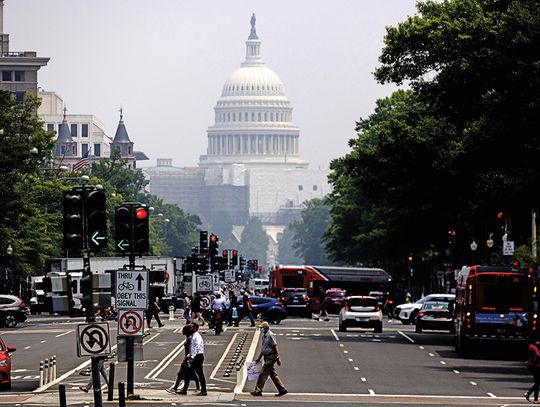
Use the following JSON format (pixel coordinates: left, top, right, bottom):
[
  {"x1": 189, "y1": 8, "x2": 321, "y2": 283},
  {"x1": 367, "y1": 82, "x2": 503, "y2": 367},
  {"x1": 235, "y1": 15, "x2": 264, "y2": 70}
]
[
  {"x1": 191, "y1": 292, "x2": 206, "y2": 327},
  {"x1": 182, "y1": 293, "x2": 191, "y2": 322},
  {"x1": 146, "y1": 296, "x2": 164, "y2": 328},
  {"x1": 241, "y1": 290, "x2": 256, "y2": 327},
  {"x1": 525, "y1": 339, "x2": 540, "y2": 403},
  {"x1": 314, "y1": 286, "x2": 330, "y2": 321},
  {"x1": 79, "y1": 356, "x2": 109, "y2": 393},
  {"x1": 250, "y1": 321, "x2": 287, "y2": 397},
  {"x1": 167, "y1": 324, "x2": 200, "y2": 394},
  {"x1": 228, "y1": 291, "x2": 239, "y2": 326},
  {"x1": 179, "y1": 322, "x2": 207, "y2": 396},
  {"x1": 211, "y1": 293, "x2": 226, "y2": 335}
]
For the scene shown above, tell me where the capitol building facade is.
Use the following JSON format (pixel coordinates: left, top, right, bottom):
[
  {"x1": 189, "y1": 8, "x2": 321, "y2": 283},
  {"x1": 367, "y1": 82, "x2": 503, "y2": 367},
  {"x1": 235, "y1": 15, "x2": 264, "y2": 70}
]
[{"x1": 144, "y1": 15, "x2": 330, "y2": 252}]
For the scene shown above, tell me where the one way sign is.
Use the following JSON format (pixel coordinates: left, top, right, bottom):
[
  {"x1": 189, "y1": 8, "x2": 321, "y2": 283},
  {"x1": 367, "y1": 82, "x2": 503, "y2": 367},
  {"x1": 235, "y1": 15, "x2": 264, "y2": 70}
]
[{"x1": 115, "y1": 269, "x2": 149, "y2": 310}]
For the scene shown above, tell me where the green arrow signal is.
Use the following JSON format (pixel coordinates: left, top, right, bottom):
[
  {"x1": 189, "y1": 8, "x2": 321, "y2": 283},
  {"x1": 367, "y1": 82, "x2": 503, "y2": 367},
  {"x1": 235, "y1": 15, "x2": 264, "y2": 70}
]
[
  {"x1": 117, "y1": 239, "x2": 130, "y2": 251},
  {"x1": 91, "y1": 231, "x2": 106, "y2": 246}
]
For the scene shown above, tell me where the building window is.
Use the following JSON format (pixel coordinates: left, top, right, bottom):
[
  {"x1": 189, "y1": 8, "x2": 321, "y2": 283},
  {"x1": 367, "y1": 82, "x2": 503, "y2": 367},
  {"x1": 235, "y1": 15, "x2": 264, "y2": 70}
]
[
  {"x1": 128, "y1": 145, "x2": 132, "y2": 155},
  {"x1": 245, "y1": 112, "x2": 248, "y2": 121},
  {"x1": 298, "y1": 185, "x2": 303, "y2": 191},
  {"x1": 81, "y1": 123, "x2": 89, "y2": 137},
  {"x1": 47, "y1": 123, "x2": 55, "y2": 132},
  {"x1": 258, "y1": 112, "x2": 261, "y2": 121},
  {"x1": 14, "y1": 71, "x2": 25, "y2": 82},
  {"x1": 81, "y1": 143, "x2": 89, "y2": 157},
  {"x1": 70, "y1": 123, "x2": 77, "y2": 137},
  {"x1": 313, "y1": 185, "x2": 318, "y2": 191},
  {"x1": 61, "y1": 145, "x2": 65, "y2": 155},
  {"x1": 72, "y1": 145, "x2": 77, "y2": 155},
  {"x1": 13, "y1": 91, "x2": 24, "y2": 103},
  {"x1": 93, "y1": 143, "x2": 101, "y2": 157},
  {"x1": 2, "y1": 71, "x2": 12, "y2": 81}
]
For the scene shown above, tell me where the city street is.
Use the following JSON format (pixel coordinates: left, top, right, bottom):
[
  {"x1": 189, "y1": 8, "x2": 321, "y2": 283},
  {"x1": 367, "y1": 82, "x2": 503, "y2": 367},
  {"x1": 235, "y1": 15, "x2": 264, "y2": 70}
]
[{"x1": 0, "y1": 313, "x2": 532, "y2": 405}]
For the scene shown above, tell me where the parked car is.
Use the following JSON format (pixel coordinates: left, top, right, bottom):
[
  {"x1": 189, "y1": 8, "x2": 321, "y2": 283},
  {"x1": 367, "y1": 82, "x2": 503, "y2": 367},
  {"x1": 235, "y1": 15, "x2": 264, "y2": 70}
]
[
  {"x1": 415, "y1": 300, "x2": 455, "y2": 333},
  {"x1": 324, "y1": 289, "x2": 347, "y2": 313},
  {"x1": 0, "y1": 336, "x2": 16, "y2": 389},
  {"x1": 238, "y1": 296, "x2": 287, "y2": 324},
  {"x1": 339, "y1": 296, "x2": 383, "y2": 333},
  {"x1": 394, "y1": 294, "x2": 455, "y2": 325},
  {"x1": 279, "y1": 288, "x2": 312, "y2": 317},
  {"x1": 0, "y1": 295, "x2": 27, "y2": 328}
]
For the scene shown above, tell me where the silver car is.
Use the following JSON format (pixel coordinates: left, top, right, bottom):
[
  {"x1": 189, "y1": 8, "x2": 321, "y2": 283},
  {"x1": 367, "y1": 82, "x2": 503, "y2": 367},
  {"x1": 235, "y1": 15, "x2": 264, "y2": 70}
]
[
  {"x1": 339, "y1": 296, "x2": 383, "y2": 333},
  {"x1": 394, "y1": 294, "x2": 455, "y2": 325}
]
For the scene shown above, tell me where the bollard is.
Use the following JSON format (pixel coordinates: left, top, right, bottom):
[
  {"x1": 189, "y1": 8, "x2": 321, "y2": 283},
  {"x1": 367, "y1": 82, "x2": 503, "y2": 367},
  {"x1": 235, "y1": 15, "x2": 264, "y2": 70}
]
[
  {"x1": 49, "y1": 355, "x2": 55, "y2": 383},
  {"x1": 168, "y1": 305, "x2": 175, "y2": 321},
  {"x1": 59, "y1": 384, "x2": 67, "y2": 407},
  {"x1": 107, "y1": 363, "x2": 115, "y2": 401},
  {"x1": 39, "y1": 360, "x2": 44, "y2": 387},
  {"x1": 43, "y1": 359, "x2": 49, "y2": 385},
  {"x1": 119, "y1": 382, "x2": 126, "y2": 407},
  {"x1": 53, "y1": 355, "x2": 57, "y2": 381}
]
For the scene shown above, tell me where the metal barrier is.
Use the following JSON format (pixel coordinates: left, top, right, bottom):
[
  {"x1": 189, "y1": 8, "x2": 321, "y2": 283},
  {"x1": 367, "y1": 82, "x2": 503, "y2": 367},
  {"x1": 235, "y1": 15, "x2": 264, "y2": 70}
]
[{"x1": 39, "y1": 355, "x2": 57, "y2": 387}]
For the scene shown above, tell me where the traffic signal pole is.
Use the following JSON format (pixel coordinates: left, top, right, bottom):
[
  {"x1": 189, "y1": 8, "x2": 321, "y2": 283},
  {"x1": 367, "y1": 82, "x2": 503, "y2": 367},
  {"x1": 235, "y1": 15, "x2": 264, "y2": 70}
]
[{"x1": 127, "y1": 250, "x2": 136, "y2": 396}]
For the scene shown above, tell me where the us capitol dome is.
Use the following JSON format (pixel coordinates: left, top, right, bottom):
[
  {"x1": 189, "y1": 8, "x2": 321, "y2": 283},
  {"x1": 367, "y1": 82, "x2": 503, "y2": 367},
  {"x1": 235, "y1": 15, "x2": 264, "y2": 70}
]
[{"x1": 200, "y1": 14, "x2": 306, "y2": 168}]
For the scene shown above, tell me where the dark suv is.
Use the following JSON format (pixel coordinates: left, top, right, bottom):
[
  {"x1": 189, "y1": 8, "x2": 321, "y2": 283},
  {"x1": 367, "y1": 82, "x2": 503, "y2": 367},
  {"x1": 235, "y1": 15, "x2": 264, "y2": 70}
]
[{"x1": 280, "y1": 288, "x2": 312, "y2": 317}]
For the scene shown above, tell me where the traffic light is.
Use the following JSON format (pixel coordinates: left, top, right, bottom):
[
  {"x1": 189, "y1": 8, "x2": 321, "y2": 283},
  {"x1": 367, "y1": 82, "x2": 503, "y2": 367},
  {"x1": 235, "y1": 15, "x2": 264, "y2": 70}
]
[
  {"x1": 86, "y1": 188, "x2": 107, "y2": 250},
  {"x1": 448, "y1": 229, "x2": 456, "y2": 246},
  {"x1": 63, "y1": 190, "x2": 84, "y2": 251},
  {"x1": 81, "y1": 271, "x2": 111, "y2": 315},
  {"x1": 239, "y1": 256, "x2": 246, "y2": 270},
  {"x1": 247, "y1": 259, "x2": 258, "y2": 271},
  {"x1": 209, "y1": 234, "x2": 219, "y2": 257},
  {"x1": 150, "y1": 269, "x2": 166, "y2": 284},
  {"x1": 81, "y1": 270, "x2": 93, "y2": 314},
  {"x1": 231, "y1": 250, "x2": 238, "y2": 267},
  {"x1": 222, "y1": 249, "x2": 228, "y2": 258},
  {"x1": 199, "y1": 231, "x2": 208, "y2": 256},
  {"x1": 133, "y1": 205, "x2": 150, "y2": 254},
  {"x1": 115, "y1": 205, "x2": 133, "y2": 253}
]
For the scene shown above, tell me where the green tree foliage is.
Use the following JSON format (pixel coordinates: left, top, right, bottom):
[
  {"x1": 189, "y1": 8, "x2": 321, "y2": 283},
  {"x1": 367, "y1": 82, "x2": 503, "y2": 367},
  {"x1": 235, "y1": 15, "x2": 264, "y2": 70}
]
[
  {"x1": 277, "y1": 226, "x2": 303, "y2": 265},
  {"x1": 289, "y1": 198, "x2": 332, "y2": 265},
  {"x1": 239, "y1": 217, "x2": 269, "y2": 265},
  {"x1": 328, "y1": 0, "x2": 540, "y2": 265}
]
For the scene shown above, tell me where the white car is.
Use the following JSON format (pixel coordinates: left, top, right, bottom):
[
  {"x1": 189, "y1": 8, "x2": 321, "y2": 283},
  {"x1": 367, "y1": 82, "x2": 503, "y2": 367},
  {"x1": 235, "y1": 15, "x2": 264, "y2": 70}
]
[
  {"x1": 394, "y1": 294, "x2": 455, "y2": 325},
  {"x1": 338, "y1": 296, "x2": 383, "y2": 333}
]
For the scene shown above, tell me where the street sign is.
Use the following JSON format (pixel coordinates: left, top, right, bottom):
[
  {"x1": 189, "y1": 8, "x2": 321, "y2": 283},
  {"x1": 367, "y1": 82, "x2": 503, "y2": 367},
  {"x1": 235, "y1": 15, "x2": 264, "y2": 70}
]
[
  {"x1": 118, "y1": 310, "x2": 144, "y2": 337},
  {"x1": 224, "y1": 269, "x2": 235, "y2": 283},
  {"x1": 115, "y1": 269, "x2": 149, "y2": 309},
  {"x1": 503, "y1": 241, "x2": 515, "y2": 256},
  {"x1": 196, "y1": 275, "x2": 213, "y2": 292},
  {"x1": 200, "y1": 294, "x2": 212, "y2": 309},
  {"x1": 77, "y1": 323, "x2": 111, "y2": 357}
]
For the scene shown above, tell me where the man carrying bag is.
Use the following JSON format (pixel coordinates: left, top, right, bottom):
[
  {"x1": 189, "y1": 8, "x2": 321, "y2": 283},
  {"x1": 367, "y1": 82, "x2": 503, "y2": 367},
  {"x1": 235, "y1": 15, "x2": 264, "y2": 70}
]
[{"x1": 250, "y1": 321, "x2": 288, "y2": 397}]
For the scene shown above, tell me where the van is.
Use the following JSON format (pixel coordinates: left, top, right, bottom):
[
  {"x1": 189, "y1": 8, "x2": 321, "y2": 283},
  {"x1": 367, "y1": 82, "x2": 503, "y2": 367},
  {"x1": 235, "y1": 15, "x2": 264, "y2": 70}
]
[{"x1": 249, "y1": 278, "x2": 269, "y2": 295}]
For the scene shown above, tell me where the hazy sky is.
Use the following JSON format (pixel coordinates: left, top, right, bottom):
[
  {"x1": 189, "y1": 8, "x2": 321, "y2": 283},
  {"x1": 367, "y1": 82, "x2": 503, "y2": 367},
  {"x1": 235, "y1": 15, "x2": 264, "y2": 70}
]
[{"x1": 6, "y1": 1, "x2": 417, "y2": 169}]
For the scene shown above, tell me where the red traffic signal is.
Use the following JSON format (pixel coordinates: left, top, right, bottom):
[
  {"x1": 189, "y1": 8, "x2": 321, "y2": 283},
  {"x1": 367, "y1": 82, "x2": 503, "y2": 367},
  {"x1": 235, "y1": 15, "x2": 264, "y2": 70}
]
[
  {"x1": 135, "y1": 207, "x2": 148, "y2": 220},
  {"x1": 222, "y1": 249, "x2": 228, "y2": 257},
  {"x1": 449, "y1": 230, "x2": 456, "y2": 236},
  {"x1": 232, "y1": 250, "x2": 238, "y2": 256},
  {"x1": 497, "y1": 212, "x2": 504, "y2": 219},
  {"x1": 210, "y1": 234, "x2": 218, "y2": 244}
]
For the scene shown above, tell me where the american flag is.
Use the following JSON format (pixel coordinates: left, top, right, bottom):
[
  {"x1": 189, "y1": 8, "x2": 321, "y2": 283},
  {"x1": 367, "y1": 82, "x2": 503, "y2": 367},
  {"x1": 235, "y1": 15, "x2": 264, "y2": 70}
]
[{"x1": 73, "y1": 150, "x2": 90, "y2": 171}]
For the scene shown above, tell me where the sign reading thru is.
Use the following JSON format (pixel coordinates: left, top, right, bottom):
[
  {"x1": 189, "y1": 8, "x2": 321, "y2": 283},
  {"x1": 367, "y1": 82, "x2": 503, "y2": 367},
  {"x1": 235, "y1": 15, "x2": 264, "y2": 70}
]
[{"x1": 115, "y1": 270, "x2": 149, "y2": 309}]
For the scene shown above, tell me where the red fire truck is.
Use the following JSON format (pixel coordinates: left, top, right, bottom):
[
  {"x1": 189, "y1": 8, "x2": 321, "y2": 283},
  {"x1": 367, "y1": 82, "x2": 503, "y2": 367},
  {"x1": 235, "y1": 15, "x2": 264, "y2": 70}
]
[{"x1": 454, "y1": 265, "x2": 537, "y2": 354}]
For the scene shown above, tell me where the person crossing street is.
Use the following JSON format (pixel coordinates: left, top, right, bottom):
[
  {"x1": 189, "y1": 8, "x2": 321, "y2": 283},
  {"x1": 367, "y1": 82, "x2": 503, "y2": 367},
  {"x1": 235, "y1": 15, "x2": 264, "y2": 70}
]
[{"x1": 250, "y1": 321, "x2": 288, "y2": 397}]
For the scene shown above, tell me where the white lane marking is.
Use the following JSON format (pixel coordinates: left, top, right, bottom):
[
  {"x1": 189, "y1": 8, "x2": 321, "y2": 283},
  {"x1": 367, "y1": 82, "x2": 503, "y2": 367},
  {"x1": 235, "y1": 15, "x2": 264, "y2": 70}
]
[
  {"x1": 12, "y1": 369, "x2": 28, "y2": 372},
  {"x1": 354, "y1": 367, "x2": 359, "y2": 371},
  {"x1": 368, "y1": 389, "x2": 375, "y2": 395},
  {"x1": 440, "y1": 361, "x2": 446, "y2": 365},
  {"x1": 55, "y1": 330, "x2": 73, "y2": 338},
  {"x1": 210, "y1": 332, "x2": 238, "y2": 380},
  {"x1": 40, "y1": 340, "x2": 46, "y2": 343},
  {"x1": 331, "y1": 329, "x2": 340, "y2": 341},
  {"x1": 361, "y1": 377, "x2": 366, "y2": 382},
  {"x1": 145, "y1": 338, "x2": 186, "y2": 379},
  {"x1": 24, "y1": 346, "x2": 31, "y2": 350},
  {"x1": 261, "y1": 392, "x2": 522, "y2": 400},
  {"x1": 234, "y1": 327, "x2": 260, "y2": 394},
  {"x1": 343, "y1": 350, "x2": 348, "y2": 354},
  {"x1": 419, "y1": 346, "x2": 424, "y2": 349},
  {"x1": 348, "y1": 358, "x2": 353, "y2": 362},
  {"x1": 453, "y1": 370, "x2": 460, "y2": 374},
  {"x1": 398, "y1": 330, "x2": 415, "y2": 343},
  {"x1": 487, "y1": 392, "x2": 496, "y2": 398},
  {"x1": 428, "y1": 353, "x2": 435, "y2": 357},
  {"x1": 339, "y1": 344, "x2": 344, "y2": 347},
  {"x1": 372, "y1": 339, "x2": 382, "y2": 342},
  {"x1": 470, "y1": 381, "x2": 477, "y2": 386}
]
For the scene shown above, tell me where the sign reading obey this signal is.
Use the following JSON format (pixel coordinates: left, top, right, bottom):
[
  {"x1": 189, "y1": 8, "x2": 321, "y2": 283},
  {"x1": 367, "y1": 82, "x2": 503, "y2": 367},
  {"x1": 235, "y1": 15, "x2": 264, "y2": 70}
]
[{"x1": 116, "y1": 269, "x2": 149, "y2": 309}]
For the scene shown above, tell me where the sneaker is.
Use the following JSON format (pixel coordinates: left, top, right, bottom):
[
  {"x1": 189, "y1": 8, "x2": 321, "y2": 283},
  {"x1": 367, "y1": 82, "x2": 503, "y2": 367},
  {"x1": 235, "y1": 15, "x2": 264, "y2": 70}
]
[
  {"x1": 275, "y1": 389, "x2": 288, "y2": 397},
  {"x1": 250, "y1": 391, "x2": 263, "y2": 396},
  {"x1": 324, "y1": 318, "x2": 330, "y2": 321},
  {"x1": 158, "y1": 324, "x2": 164, "y2": 327},
  {"x1": 196, "y1": 391, "x2": 207, "y2": 396},
  {"x1": 525, "y1": 393, "x2": 531, "y2": 402},
  {"x1": 177, "y1": 390, "x2": 187, "y2": 395},
  {"x1": 79, "y1": 386, "x2": 88, "y2": 393},
  {"x1": 166, "y1": 388, "x2": 177, "y2": 394}
]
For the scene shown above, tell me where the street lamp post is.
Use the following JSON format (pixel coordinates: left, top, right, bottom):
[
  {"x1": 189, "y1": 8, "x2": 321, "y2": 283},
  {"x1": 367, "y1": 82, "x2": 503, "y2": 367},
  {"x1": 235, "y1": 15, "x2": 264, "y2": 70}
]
[
  {"x1": 5, "y1": 245, "x2": 13, "y2": 294},
  {"x1": 470, "y1": 240, "x2": 478, "y2": 264}
]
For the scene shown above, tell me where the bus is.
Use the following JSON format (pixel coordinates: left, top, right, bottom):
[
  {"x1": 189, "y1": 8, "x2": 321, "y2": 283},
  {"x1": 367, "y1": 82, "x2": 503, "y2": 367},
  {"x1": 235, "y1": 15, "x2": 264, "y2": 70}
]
[
  {"x1": 454, "y1": 265, "x2": 536, "y2": 354},
  {"x1": 269, "y1": 265, "x2": 393, "y2": 311}
]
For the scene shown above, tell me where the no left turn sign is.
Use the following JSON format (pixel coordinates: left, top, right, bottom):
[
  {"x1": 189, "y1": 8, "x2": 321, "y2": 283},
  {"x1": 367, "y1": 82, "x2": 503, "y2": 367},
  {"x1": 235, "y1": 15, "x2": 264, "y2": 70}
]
[
  {"x1": 118, "y1": 310, "x2": 144, "y2": 337},
  {"x1": 77, "y1": 323, "x2": 111, "y2": 357}
]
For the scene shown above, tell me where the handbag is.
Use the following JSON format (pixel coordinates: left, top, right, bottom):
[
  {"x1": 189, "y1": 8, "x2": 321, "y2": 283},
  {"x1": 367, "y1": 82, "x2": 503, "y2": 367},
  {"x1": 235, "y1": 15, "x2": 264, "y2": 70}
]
[{"x1": 247, "y1": 361, "x2": 263, "y2": 381}]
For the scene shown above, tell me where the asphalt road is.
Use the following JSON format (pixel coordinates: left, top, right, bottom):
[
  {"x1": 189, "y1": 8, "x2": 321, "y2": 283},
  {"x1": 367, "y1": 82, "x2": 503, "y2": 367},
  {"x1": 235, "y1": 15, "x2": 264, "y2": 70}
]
[{"x1": 0, "y1": 313, "x2": 533, "y2": 406}]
